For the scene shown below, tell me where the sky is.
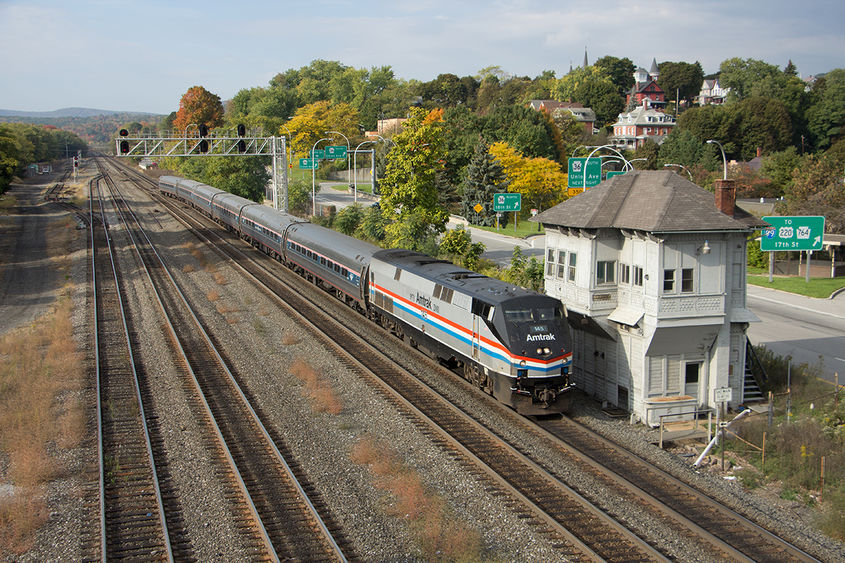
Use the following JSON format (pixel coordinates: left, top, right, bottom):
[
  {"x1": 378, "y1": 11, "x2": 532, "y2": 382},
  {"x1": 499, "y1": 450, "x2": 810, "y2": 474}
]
[{"x1": 1, "y1": 0, "x2": 842, "y2": 115}]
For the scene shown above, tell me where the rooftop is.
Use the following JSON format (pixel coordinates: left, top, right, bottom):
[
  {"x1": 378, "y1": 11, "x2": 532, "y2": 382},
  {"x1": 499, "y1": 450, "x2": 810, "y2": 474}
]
[{"x1": 533, "y1": 170, "x2": 767, "y2": 233}]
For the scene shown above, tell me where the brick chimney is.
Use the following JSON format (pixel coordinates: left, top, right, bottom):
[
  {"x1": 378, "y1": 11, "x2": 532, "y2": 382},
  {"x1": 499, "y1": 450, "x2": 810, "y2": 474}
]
[{"x1": 714, "y1": 179, "x2": 736, "y2": 217}]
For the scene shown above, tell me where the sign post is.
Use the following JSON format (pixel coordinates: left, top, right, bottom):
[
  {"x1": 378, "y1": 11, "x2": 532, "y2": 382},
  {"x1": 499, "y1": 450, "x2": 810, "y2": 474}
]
[
  {"x1": 714, "y1": 387, "x2": 733, "y2": 471},
  {"x1": 567, "y1": 157, "x2": 601, "y2": 196},
  {"x1": 761, "y1": 216, "x2": 825, "y2": 282},
  {"x1": 493, "y1": 193, "x2": 521, "y2": 233}
]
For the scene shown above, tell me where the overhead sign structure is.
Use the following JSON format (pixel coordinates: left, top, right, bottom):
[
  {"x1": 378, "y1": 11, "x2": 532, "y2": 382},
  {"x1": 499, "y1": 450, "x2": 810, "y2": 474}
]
[
  {"x1": 299, "y1": 158, "x2": 318, "y2": 170},
  {"x1": 493, "y1": 193, "x2": 521, "y2": 212},
  {"x1": 325, "y1": 145, "x2": 348, "y2": 159},
  {"x1": 567, "y1": 157, "x2": 602, "y2": 190},
  {"x1": 761, "y1": 216, "x2": 825, "y2": 251}
]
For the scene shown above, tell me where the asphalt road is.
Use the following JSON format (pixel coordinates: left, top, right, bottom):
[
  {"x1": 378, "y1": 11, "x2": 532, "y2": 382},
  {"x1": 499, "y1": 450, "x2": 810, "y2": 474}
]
[{"x1": 746, "y1": 285, "x2": 845, "y2": 385}]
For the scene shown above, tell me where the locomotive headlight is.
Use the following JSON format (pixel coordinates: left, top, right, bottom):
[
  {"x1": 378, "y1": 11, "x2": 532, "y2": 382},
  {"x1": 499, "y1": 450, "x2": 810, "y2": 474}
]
[
  {"x1": 543, "y1": 347, "x2": 551, "y2": 355},
  {"x1": 519, "y1": 360, "x2": 527, "y2": 367},
  {"x1": 536, "y1": 347, "x2": 543, "y2": 355}
]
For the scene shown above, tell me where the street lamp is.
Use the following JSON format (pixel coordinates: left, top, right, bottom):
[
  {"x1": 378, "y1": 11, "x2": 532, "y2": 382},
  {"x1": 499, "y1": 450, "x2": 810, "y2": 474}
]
[
  {"x1": 706, "y1": 139, "x2": 727, "y2": 180},
  {"x1": 353, "y1": 140, "x2": 376, "y2": 203},
  {"x1": 326, "y1": 130, "x2": 351, "y2": 190},
  {"x1": 664, "y1": 163, "x2": 693, "y2": 181},
  {"x1": 582, "y1": 145, "x2": 631, "y2": 191},
  {"x1": 627, "y1": 157, "x2": 648, "y2": 169},
  {"x1": 312, "y1": 136, "x2": 332, "y2": 216}
]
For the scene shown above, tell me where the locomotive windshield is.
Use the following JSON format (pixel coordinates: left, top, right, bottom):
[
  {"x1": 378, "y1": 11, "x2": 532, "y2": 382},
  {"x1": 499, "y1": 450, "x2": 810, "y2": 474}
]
[{"x1": 503, "y1": 305, "x2": 563, "y2": 323}]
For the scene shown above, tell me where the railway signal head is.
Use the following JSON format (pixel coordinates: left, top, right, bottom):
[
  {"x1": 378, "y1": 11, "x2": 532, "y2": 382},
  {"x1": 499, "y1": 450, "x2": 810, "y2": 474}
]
[
  {"x1": 199, "y1": 139, "x2": 209, "y2": 153},
  {"x1": 119, "y1": 128, "x2": 128, "y2": 136},
  {"x1": 237, "y1": 123, "x2": 246, "y2": 137},
  {"x1": 199, "y1": 124, "x2": 209, "y2": 137},
  {"x1": 237, "y1": 139, "x2": 246, "y2": 153},
  {"x1": 119, "y1": 141, "x2": 129, "y2": 154}
]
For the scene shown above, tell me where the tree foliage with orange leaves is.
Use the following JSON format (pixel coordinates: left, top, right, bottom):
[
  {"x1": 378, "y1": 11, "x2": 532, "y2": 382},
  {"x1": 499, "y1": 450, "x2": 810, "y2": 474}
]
[
  {"x1": 172, "y1": 86, "x2": 225, "y2": 133},
  {"x1": 286, "y1": 101, "x2": 360, "y2": 159},
  {"x1": 488, "y1": 141, "x2": 568, "y2": 213}
]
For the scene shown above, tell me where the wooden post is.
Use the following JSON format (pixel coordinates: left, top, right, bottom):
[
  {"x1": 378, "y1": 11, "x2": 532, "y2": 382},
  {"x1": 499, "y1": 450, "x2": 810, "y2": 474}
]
[
  {"x1": 767, "y1": 391, "x2": 773, "y2": 429},
  {"x1": 762, "y1": 431, "x2": 767, "y2": 467},
  {"x1": 820, "y1": 456, "x2": 826, "y2": 499},
  {"x1": 836, "y1": 373, "x2": 840, "y2": 409}
]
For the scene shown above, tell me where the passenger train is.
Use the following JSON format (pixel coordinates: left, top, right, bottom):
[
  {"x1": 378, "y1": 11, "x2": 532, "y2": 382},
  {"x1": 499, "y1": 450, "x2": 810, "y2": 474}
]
[{"x1": 159, "y1": 175, "x2": 574, "y2": 415}]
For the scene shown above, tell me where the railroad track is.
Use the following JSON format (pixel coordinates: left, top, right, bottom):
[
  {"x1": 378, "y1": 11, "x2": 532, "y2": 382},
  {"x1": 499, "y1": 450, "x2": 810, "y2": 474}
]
[
  {"x1": 94, "y1": 159, "x2": 351, "y2": 562},
  {"x1": 90, "y1": 174, "x2": 176, "y2": 560},
  {"x1": 109, "y1": 157, "x2": 821, "y2": 561}
]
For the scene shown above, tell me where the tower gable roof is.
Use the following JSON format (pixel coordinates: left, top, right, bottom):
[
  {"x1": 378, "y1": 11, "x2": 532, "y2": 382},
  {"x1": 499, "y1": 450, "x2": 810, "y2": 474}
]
[{"x1": 533, "y1": 170, "x2": 766, "y2": 232}]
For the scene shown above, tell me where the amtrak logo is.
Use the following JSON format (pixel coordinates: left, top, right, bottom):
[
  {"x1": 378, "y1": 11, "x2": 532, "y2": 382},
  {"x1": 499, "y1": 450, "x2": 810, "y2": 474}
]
[{"x1": 526, "y1": 333, "x2": 555, "y2": 342}]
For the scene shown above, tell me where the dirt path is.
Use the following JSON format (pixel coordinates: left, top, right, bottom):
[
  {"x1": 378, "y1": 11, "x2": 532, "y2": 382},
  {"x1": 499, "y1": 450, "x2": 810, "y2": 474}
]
[{"x1": 0, "y1": 170, "x2": 76, "y2": 336}]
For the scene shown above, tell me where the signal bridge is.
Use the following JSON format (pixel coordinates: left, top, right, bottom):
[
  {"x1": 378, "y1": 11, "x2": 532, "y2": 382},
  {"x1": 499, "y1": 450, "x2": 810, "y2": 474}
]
[{"x1": 115, "y1": 130, "x2": 290, "y2": 212}]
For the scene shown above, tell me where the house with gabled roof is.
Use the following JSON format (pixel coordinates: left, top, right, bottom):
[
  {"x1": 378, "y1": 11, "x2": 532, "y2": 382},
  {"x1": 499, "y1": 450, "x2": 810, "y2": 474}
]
[
  {"x1": 532, "y1": 171, "x2": 768, "y2": 425},
  {"x1": 609, "y1": 100, "x2": 676, "y2": 149},
  {"x1": 528, "y1": 100, "x2": 597, "y2": 134},
  {"x1": 628, "y1": 59, "x2": 666, "y2": 108}
]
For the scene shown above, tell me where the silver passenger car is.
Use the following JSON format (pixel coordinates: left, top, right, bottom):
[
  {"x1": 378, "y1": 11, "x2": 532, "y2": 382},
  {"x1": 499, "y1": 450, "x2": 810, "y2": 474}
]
[{"x1": 284, "y1": 222, "x2": 380, "y2": 308}]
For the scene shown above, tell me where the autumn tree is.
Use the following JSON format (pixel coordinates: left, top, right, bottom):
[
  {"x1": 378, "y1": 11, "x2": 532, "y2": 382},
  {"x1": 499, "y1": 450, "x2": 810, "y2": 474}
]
[
  {"x1": 488, "y1": 141, "x2": 568, "y2": 215},
  {"x1": 172, "y1": 86, "x2": 225, "y2": 133},
  {"x1": 286, "y1": 101, "x2": 360, "y2": 159},
  {"x1": 779, "y1": 155, "x2": 845, "y2": 233},
  {"x1": 461, "y1": 139, "x2": 510, "y2": 227},
  {"x1": 379, "y1": 107, "x2": 449, "y2": 251}
]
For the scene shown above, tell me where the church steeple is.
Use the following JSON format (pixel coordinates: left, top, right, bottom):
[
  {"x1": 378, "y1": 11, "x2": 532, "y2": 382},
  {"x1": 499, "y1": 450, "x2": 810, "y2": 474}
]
[
  {"x1": 583, "y1": 47, "x2": 588, "y2": 69},
  {"x1": 649, "y1": 57, "x2": 660, "y2": 80}
]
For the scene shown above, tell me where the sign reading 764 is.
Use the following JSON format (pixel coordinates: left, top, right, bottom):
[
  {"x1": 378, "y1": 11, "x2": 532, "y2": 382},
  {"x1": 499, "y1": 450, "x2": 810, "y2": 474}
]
[{"x1": 761, "y1": 216, "x2": 825, "y2": 251}]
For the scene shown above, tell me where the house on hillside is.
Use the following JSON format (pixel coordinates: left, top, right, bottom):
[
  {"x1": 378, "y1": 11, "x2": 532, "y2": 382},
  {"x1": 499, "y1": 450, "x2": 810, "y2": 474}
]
[
  {"x1": 698, "y1": 77, "x2": 730, "y2": 105},
  {"x1": 609, "y1": 101, "x2": 676, "y2": 149},
  {"x1": 627, "y1": 59, "x2": 666, "y2": 108},
  {"x1": 528, "y1": 100, "x2": 597, "y2": 134},
  {"x1": 532, "y1": 171, "x2": 768, "y2": 425}
]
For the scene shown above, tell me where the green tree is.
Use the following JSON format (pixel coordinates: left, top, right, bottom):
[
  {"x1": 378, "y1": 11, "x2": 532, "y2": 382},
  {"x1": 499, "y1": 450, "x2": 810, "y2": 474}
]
[
  {"x1": 286, "y1": 177, "x2": 314, "y2": 217},
  {"x1": 805, "y1": 68, "x2": 845, "y2": 151},
  {"x1": 178, "y1": 156, "x2": 270, "y2": 202},
  {"x1": 0, "y1": 124, "x2": 22, "y2": 193},
  {"x1": 438, "y1": 226, "x2": 486, "y2": 270},
  {"x1": 594, "y1": 56, "x2": 635, "y2": 97},
  {"x1": 658, "y1": 129, "x2": 706, "y2": 169},
  {"x1": 379, "y1": 107, "x2": 449, "y2": 250},
  {"x1": 172, "y1": 86, "x2": 225, "y2": 133},
  {"x1": 573, "y1": 78, "x2": 624, "y2": 127},
  {"x1": 760, "y1": 147, "x2": 802, "y2": 195},
  {"x1": 354, "y1": 204, "x2": 387, "y2": 243},
  {"x1": 657, "y1": 61, "x2": 704, "y2": 107},
  {"x1": 461, "y1": 139, "x2": 510, "y2": 226},
  {"x1": 334, "y1": 203, "x2": 365, "y2": 235}
]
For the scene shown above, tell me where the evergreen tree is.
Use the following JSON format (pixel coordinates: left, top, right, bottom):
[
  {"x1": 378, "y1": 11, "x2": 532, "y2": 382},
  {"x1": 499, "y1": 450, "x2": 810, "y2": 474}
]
[{"x1": 461, "y1": 139, "x2": 510, "y2": 227}]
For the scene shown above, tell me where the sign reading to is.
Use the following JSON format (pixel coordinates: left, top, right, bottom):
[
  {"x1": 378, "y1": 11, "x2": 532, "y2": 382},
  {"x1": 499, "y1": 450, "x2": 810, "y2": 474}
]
[
  {"x1": 310, "y1": 149, "x2": 325, "y2": 159},
  {"x1": 325, "y1": 145, "x2": 348, "y2": 159},
  {"x1": 761, "y1": 216, "x2": 825, "y2": 251},
  {"x1": 493, "y1": 193, "x2": 521, "y2": 212},
  {"x1": 605, "y1": 170, "x2": 626, "y2": 180},
  {"x1": 299, "y1": 158, "x2": 318, "y2": 169},
  {"x1": 567, "y1": 157, "x2": 602, "y2": 189}
]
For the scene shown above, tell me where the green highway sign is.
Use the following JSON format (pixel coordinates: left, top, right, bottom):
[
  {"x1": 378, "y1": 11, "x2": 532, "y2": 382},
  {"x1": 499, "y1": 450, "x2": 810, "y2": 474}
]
[
  {"x1": 605, "y1": 170, "x2": 626, "y2": 180},
  {"x1": 325, "y1": 145, "x2": 347, "y2": 159},
  {"x1": 299, "y1": 158, "x2": 318, "y2": 169},
  {"x1": 761, "y1": 216, "x2": 825, "y2": 251},
  {"x1": 567, "y1": 157, "x2": 602, "y2": 189},
  {"x1": 310, "y1": 149, "x2": 325, "y2": 159},
  {"x1": 493, "y1": 193, "x2": 521, "y2": 212}
]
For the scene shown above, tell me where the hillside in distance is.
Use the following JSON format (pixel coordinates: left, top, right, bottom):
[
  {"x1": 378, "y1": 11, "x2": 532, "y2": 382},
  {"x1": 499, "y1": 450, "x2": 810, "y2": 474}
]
[
  {"x1": 0, "y1": 108, "x2": 165, "y2": 144},
  {"x1": 0, "y1": 107, "x2": 159, "y2": 118}
]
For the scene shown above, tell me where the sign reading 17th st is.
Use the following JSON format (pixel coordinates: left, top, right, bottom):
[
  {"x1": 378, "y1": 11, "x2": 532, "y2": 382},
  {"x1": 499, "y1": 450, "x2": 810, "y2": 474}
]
[
  {"x1": 761, "y1": 216, "x2": 825, "y2": 251},
  {"x1": 493, "y1": 193, "x2": 521, "y2": 212}
]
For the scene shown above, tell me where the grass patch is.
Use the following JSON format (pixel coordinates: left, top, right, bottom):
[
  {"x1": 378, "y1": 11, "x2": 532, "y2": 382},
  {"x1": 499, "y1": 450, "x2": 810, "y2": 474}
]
[
  {"x1": 350, "y1": 437, "x2": 483, "y2": 560},
  {"x1": 730, "y1": 350, "x2": 845, "y2": 541},
  {"x1": 0, "y1": 193, "x2": 17, "y2": 213},
  {"x1": 289, "y1": 358, "x2": 342, "y2": 414},
  {"x1": 0, "y1": 291, "x2": 84, "y2": 554},
  {"x1": 466, "y1": 218, "x2": 545, "y2": 239},
  {"x1": 747, "y1": 274, "x2": 845, "y2": 298}
]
